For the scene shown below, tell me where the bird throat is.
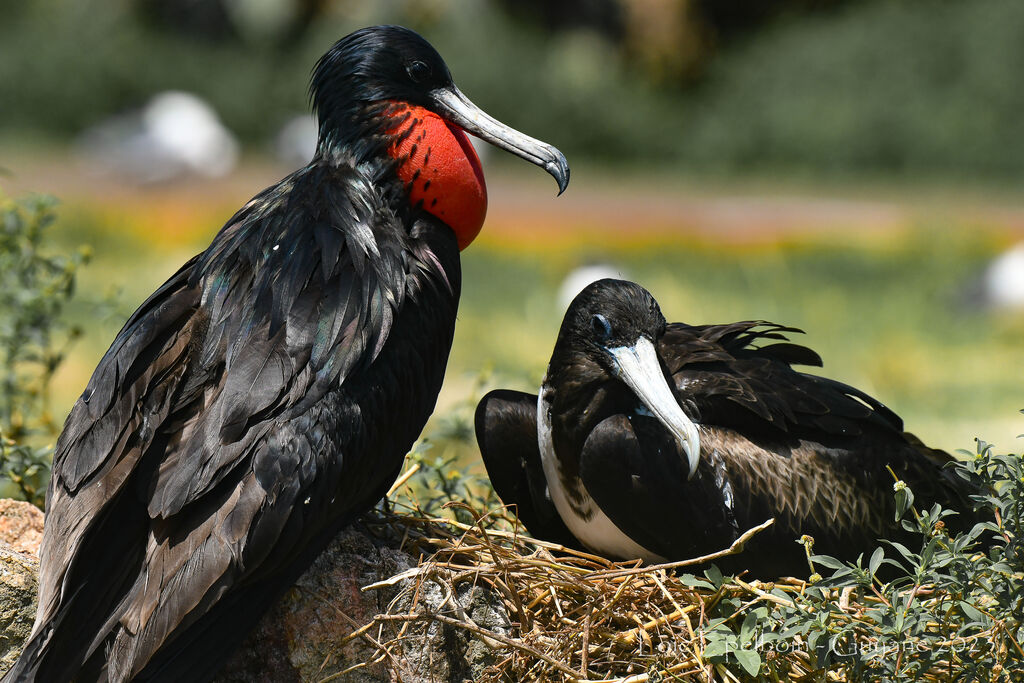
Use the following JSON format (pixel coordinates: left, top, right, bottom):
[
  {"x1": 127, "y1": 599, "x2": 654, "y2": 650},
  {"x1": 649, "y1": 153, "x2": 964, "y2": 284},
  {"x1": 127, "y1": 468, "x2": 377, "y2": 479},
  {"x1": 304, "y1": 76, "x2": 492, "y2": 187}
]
[{"x1": 383, "y1": 102, "x2": 487, "y2": 250}]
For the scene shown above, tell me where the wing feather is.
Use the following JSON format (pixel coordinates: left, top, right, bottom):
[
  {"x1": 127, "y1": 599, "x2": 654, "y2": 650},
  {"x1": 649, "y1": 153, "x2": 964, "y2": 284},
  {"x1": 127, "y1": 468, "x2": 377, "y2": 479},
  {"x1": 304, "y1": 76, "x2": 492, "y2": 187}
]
[
  {"x1": 21, "y1": 163, "x2": 458, "y2": 681},
  {"x1": 475, "y1": 390, "x2": 580, "y2": 548},
  {"x1": 662, "y1": 321, "x2": 902, "y2": 440}
]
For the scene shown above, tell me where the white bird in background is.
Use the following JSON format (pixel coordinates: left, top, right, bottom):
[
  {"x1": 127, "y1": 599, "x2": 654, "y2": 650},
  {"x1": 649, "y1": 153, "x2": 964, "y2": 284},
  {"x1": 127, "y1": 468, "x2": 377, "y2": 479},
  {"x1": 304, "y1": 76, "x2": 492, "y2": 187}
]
[
  {"x1": 558, "y1": 262, "x2": 628, "y2": 308},
  {"x1": 77, "y1": 91, "x2": 239, "y2": 184},
  {"x1": 981, "y1": 242, "x2": 1024, "y2": 310},
  {"x1": 273, "y1": 114, "x2": 318, "y2": 168}
]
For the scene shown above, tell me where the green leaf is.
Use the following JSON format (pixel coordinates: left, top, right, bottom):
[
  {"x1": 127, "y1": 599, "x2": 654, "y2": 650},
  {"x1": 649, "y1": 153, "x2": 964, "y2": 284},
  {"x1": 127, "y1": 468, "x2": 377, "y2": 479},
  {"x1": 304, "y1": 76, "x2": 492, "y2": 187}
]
[
  {"x1": 739, "y1": 611, "x2": 759, "y2": 643},
  {"x1": 678, "y1": 573, "x2": 715, "y2": 590},
  {"x1": 702, "y1": 638, "x2": 732, "y2": 659},
  {"x1": 868, "y1": 544, "x2": 884, "y2": 577},
  {"x1": 894, "y1": 487, "x2": 909, "y2": 519},
  {"x1": 887, "y1": 541, "x2": 919, "y2": 565},
  {"x1": 704, "y1": 564, "x2": 724, "y2": 588},
  {"x1": 954, "y1": 602, "x2": 987, "y2": 622},
  {"x1": 810, "y1": 554, "x2": 846, "y2": 570},
  {"x1": 733, "y1": 648, "x2": 761, "y2": 677}
]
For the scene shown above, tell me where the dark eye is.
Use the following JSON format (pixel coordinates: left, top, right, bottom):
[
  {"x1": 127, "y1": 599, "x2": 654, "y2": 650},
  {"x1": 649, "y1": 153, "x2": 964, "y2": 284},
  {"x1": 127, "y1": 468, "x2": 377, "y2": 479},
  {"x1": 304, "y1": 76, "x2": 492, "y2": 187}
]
[
  {"x1": 406, "y1": 60, "x2": 431, "y2": 83},
  {"x1": 590, "y1": 314, "x2": 612, "y2": 341}
]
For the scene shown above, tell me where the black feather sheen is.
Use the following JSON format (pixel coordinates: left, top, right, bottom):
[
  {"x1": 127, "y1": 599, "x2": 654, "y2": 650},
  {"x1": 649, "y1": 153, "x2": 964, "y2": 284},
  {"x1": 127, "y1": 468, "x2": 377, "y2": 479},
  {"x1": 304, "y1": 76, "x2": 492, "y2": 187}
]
[{"x1": 21, "y1": 118, "x2": 461, "y2": 683}]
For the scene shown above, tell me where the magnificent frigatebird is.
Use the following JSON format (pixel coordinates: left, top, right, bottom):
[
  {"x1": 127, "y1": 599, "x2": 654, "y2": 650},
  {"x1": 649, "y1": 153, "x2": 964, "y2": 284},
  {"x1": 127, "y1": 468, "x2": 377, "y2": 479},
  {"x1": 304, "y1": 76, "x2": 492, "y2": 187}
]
[
  {"x1": 7, "y1": 26, "x2": 568, "y2": 682},
  {"x1": 476, "y1": 279, "x2": 978, "y2": 577}
]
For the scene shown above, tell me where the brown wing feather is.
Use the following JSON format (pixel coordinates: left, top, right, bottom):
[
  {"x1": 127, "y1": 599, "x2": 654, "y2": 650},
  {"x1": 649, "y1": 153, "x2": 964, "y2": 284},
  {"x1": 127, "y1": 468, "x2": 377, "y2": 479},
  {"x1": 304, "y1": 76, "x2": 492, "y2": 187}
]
[
  {"x1": 661, "y1": 321, "x2": 903, "y2": 439},
  {"x1": 36, "y1": 260, "x2": 202, "y2": 636},
  {"x1": 660, "y1": 321, "x2": 978, "y2": 548},
  {"x1": 475, "y1": 389, "x2": 581, "y2": 549}
]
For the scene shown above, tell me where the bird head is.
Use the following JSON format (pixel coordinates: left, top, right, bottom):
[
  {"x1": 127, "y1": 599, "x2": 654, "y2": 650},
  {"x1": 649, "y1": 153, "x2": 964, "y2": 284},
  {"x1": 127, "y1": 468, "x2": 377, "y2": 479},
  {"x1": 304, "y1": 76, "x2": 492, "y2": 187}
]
[
  {"x1": 550, "y1": 279, "x2": 701, "y2": 479},
  {"x1": 310, "y1": 26, "x2": 569, "y2": 249}
]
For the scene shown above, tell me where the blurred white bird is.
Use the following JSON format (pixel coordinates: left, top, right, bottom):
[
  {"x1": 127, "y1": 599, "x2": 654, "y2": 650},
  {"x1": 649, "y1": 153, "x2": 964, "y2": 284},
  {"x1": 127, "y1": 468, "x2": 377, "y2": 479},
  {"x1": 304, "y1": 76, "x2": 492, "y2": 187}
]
[
  {"x1": 77, "y1": 91, "x2": 239, "y2": 184},
  {"x1": 273, "y1": 114, "x2": 318, "y2": 168},
  {"x1": 980, "y1": 242, "x2": 1024, "y2": 309},
  {"x1": 558, "y1": 262, "x2": 628, "y2": 308}
]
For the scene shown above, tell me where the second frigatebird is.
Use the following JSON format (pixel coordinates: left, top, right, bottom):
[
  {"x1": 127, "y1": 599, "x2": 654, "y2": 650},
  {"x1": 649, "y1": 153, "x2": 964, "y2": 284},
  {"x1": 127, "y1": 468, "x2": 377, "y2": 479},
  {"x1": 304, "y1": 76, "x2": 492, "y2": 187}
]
[
  {"x1": 476, "y1": 279, "x2": 979, "y2": 577},
  {"x1": 7, "y1": 25, "x2": 568, "y2": 682}
]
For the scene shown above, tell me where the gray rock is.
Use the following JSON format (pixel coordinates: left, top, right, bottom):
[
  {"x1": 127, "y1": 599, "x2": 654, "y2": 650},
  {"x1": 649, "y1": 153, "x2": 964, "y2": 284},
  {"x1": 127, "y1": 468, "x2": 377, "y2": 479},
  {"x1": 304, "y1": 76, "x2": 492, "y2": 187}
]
[
  {"x1": 0, "y1": 500, "x2": 42, "y2": 674},
  {"x1": 0, "y1": 503, "x2": 508, "y2": 682},
  {"x1": 0, "y1": 500, "x2": 44, "y2": 557},
  {"x1": 0, "y1": 547, "x2": 38, "y2": 674},
  {"x1": 218, "y1": 522, "x2": 510, "y2": 682}
]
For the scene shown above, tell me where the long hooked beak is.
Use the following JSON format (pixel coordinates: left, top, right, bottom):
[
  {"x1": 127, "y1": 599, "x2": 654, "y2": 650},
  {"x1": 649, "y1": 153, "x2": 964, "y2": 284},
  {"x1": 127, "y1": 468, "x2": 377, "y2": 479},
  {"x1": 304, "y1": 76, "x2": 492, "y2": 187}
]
[
  {"x1": 430, "y1": 86, "x2": 570, "y2": 195},
  {"x1": 609, "y1": 337, "x2": 701, "y2": 480}
]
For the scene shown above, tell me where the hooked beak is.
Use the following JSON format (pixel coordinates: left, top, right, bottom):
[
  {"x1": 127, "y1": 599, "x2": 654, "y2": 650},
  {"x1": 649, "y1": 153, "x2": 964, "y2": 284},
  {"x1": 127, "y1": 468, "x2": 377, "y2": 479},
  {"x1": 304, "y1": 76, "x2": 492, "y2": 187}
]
[
  {"x1": 430, "y1": 86, "x2": 570, "y2": 195},
  {"x1": 608, "y1": 337, "x2": 701, "y2": 480}
]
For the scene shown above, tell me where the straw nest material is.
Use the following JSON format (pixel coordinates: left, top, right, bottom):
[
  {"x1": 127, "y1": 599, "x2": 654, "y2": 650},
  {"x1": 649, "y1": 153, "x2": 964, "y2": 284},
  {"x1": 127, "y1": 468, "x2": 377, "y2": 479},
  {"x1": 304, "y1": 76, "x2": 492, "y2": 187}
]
[
  {"x1": 337, "y1": 503, "x2": 999, "y2": 682},
  {"x1": 315, "y1": 449, "x2": 1020, "y2": 683}
]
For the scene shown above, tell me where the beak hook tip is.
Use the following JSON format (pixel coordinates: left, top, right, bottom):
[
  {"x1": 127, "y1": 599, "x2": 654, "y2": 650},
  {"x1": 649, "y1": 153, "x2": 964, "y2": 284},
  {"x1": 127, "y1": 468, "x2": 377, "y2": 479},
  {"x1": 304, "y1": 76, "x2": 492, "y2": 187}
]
[
  {"x1": 547, "y1": 157, "x2": 570, "y2": 196},
  {"x1": 685, "y1": 445, "x2": 699, "y2": 480}
]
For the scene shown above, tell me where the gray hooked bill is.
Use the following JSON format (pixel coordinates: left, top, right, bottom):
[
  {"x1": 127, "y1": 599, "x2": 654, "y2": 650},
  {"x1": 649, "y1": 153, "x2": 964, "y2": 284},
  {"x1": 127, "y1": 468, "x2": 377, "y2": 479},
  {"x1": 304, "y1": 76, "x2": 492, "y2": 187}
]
[
  {"x1": 609, "y1": 337, "x2": 701, "y2": 479},
  {"x1": 430, "y1": 86, "x2": 570, "y2": 195}
]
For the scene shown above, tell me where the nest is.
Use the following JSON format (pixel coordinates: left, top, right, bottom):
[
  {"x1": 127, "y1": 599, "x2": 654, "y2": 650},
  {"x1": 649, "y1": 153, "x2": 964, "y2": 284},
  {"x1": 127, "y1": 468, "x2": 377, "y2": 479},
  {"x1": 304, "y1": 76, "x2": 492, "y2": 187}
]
[
  {"x1": 324, "y1": 465, "x2": 1018, "y2": 683},
  {"x1": 361, "y1": 508, "x2": 774, "y2": 682}
]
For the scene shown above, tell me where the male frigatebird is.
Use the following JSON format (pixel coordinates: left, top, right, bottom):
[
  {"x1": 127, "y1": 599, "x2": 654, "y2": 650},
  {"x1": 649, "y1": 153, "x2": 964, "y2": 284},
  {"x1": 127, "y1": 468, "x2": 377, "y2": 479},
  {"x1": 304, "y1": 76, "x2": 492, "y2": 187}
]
[
  {"x1": 6, "y1": 26, "x2": 568, "y2": 682},
  {"x1": 476, "y1": 279, "x2": 978, "y2": 577}
]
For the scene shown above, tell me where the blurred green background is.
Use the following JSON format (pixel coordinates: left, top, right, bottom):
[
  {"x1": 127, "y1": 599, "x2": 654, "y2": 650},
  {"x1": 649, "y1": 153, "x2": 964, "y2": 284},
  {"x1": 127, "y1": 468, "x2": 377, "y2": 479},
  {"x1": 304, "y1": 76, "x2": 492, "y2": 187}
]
[{"x1": 2, "y1": 0, "x2": 1023, "y2": 488}]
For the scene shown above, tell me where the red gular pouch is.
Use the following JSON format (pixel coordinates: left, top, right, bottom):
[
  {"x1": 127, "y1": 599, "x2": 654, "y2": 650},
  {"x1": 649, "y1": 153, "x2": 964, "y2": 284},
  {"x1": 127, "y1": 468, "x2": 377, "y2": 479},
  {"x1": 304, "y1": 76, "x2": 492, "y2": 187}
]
[{"x1": 384, "y1": 102, "x2": 487, "y2": 250}]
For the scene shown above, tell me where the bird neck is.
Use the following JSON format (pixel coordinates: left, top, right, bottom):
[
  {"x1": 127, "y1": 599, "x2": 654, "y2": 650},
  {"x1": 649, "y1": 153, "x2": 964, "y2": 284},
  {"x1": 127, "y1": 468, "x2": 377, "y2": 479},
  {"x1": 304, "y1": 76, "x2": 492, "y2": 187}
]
[{"x1": 316, "y1": 101, "x2": 487, "y2": 251}]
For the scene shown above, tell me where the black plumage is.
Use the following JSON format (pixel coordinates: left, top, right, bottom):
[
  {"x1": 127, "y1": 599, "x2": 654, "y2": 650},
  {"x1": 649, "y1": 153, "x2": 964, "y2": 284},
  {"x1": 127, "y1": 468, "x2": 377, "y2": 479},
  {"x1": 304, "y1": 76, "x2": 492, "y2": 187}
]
[
  {"x1": 476, "y1": 279, "x2": 979, "y2": 577},
  {"x1": 7, "y1": 26, "x2": 567, "y2": 682}
]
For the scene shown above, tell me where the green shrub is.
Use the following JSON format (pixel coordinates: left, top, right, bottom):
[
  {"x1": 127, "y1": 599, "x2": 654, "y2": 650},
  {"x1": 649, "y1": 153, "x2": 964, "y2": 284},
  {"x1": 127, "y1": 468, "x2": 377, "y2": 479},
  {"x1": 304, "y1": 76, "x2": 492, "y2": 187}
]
[
  {"x1": 698, "y1": 437, "x2": 1023, "y2": 680},
  {"x1": 0, "y1": 192, "x2": 88, "y2": 507},
  {"x1": 6, "y1": 0, "x2": 1024, "y2": 178},
  {"x1": 679, "y1": 0, "x2": 1024, "y2": 179},
  {"x1": 0, "y1": 1, "x2": 680, "y2": 162}
]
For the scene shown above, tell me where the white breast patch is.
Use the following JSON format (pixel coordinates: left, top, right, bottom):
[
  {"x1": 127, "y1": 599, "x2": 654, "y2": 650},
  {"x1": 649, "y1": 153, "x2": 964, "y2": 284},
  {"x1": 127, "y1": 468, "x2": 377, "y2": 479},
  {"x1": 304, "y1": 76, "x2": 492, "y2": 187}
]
[{"x1": 536, "y1": 389, "x2": 666, "y2": 563}]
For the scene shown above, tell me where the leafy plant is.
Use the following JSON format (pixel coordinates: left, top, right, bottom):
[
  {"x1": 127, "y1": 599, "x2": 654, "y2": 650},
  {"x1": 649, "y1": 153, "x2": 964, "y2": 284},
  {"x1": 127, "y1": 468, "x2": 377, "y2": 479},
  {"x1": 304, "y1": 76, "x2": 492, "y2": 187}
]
[
  {"x1": 0, "y1": 192, "x2": 88, "y2": 506},
  {"x1": 388, "y1": 372, "x2": 503, "y2": 526},
  {"x1": 698, "y1": 437, "x2": 1023, "y2": 681},
  {"x1": 680, "y1": 0, "x2": 1024, "y2": 179}
]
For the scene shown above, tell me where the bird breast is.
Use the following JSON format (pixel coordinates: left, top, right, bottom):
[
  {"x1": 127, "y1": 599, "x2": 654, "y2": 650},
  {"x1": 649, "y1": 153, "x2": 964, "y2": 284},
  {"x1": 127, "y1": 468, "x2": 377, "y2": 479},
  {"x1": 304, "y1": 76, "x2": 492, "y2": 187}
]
[{"x1": 536, "y1": 388, "x2": 666, "y2": 562}]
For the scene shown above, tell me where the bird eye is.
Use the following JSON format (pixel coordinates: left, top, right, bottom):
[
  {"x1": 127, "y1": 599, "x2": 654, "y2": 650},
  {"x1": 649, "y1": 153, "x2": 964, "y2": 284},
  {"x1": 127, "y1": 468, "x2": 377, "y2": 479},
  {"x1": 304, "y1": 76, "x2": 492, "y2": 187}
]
[
  {"x1": 590, "y1": 314, "x2": 612, "y2": 341},
  {"x1": 406, "y1": 60, "x2": 431, "y2": 83}
]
